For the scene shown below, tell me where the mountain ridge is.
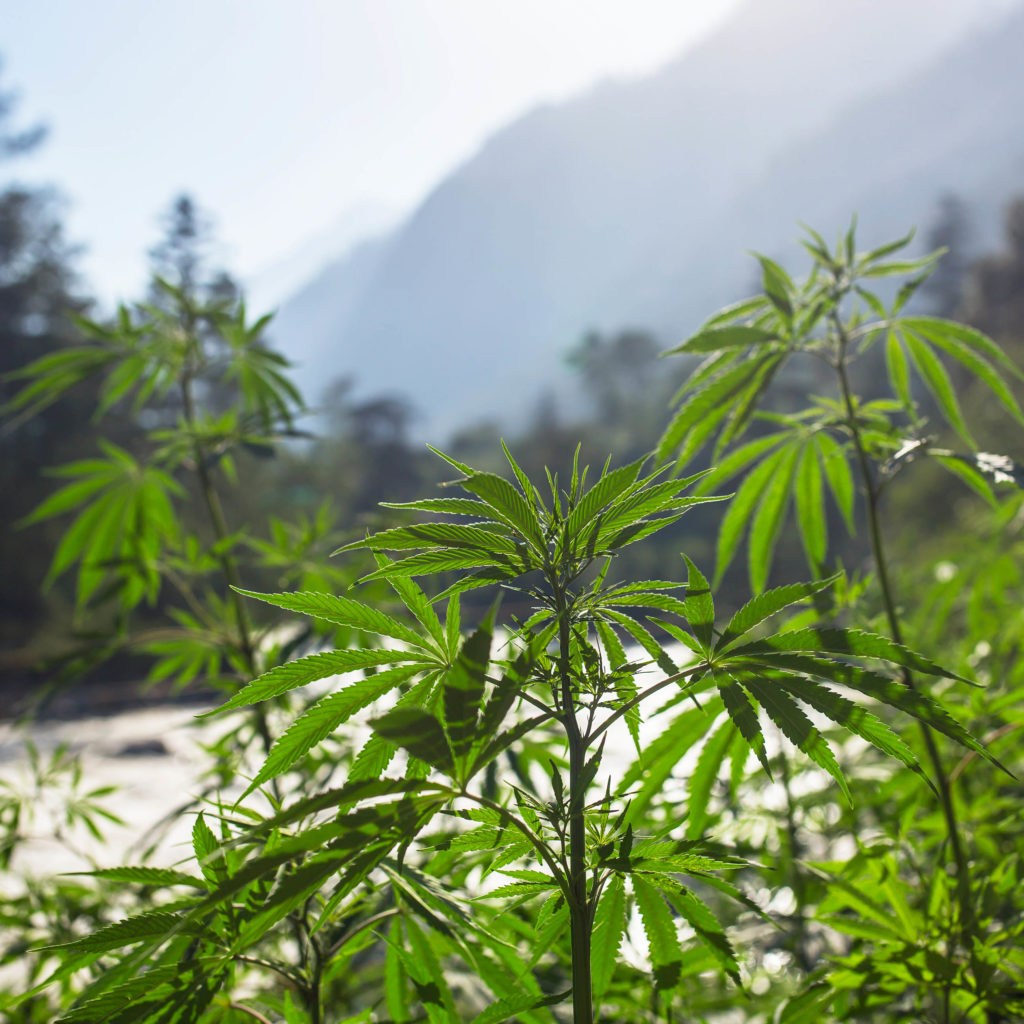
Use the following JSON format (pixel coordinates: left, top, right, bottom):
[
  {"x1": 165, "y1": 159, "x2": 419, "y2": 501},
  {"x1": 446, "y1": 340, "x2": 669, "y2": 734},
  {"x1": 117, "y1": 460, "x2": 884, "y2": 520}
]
[{"x1": 271, "y1": 0, "x2": 1024, "y2": 437}]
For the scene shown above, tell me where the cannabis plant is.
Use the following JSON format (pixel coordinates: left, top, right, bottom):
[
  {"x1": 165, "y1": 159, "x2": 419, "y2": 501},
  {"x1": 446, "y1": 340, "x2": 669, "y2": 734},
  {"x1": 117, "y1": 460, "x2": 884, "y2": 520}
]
[
  {"x1": 15, "y1": 427, "x2": 997, "y2": 1024},
  {"x1": 658, "y1": 225, "x2": 1024, "y2": 1021},
  {"x1": 6, "y1": 226, "x2": 1013, "y2": 1024}
]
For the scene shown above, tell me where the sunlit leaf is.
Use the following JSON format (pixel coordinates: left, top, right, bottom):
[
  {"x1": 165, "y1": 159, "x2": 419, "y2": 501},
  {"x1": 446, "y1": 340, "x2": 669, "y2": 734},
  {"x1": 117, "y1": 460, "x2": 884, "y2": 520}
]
[
  {"x1": 748, "y1": 443, "x2": 799, "y2": 593},
  {"x1": 632, "y1": 876, "x2": 683, "y2": 991}
]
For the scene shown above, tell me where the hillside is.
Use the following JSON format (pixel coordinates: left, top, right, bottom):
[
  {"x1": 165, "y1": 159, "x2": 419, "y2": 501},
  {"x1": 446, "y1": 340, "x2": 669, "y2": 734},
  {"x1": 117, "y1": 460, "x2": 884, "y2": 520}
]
[{"x1": 270, "y1": 0, "x2": 1022, "y2": 437}]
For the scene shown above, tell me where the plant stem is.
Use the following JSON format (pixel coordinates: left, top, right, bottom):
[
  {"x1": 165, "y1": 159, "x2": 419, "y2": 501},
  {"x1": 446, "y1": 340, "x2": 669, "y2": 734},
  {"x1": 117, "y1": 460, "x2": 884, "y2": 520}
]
[
  {"x1": 553, "y1": 582, "x2": 594, "y2": 1024},
  {"x1": 308, "y1": 932, "x2": 324, "y2": 1024},
  {"x1": 587, "y1": 664, "x2": 703, "y2": 745},
  {"x1": 181, "y1": 372, "x2": 256, "y2": 671},
  {"x1": 232, "y1": 955, "x2": 304, "y2": 988},
  {"x1": 227, "y1": 1003, "x2": 274, "y2": 1024},
  {"x1": 325, "y1": 908, "x2": 399, "y2": 959},
  {"x1": 462, "y1": 790, "x2": 570, "y2": 895},
  {"x1": 180, "y1": 358, "x2": 275, "y2": 761},
  {"x1": 832, "y1": 320, "x2": 973, "y2": 935}
]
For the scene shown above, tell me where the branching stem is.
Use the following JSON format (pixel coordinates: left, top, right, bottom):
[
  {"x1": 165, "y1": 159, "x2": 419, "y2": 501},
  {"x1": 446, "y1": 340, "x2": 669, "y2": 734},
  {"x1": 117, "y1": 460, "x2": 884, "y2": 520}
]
[
  {"x1": 551, "y1": 579, "x2": 595, "y2": 1024},
  {"x1": 227, "y1": 1003, "x2": 273, "y2": 1024},
  {"x1": 459, "y1": 790, "x2": 571, "y2": 902},
  {"x1": 832, "y1": 310, "x2": 973, "y2": 937},
  {"x1": 587, "y1": 664, "x2": 704, "y2": 745},
  {"x1": 180, "y1": 344, "x2": 276, "y2": 765}
]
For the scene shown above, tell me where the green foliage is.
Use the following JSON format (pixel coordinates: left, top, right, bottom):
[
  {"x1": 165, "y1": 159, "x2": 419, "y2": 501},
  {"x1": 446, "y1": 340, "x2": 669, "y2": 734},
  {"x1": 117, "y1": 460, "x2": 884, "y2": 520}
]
[
  {"x1": 661, "y1": 225, "x2": 1024, "y2": 591},
  {"x1": 660, "y1": 224, "x2": 1024, "y2": 1022},
  {"x1": 6, "y1": 221, "x2": 1023, "y2": 1024},
  {"x1": 0, "y1": 245, "x2": 378, "y2": 1019},
  {"x1": 16, "y1": 431, "x2": 990, "y2": 1024}
]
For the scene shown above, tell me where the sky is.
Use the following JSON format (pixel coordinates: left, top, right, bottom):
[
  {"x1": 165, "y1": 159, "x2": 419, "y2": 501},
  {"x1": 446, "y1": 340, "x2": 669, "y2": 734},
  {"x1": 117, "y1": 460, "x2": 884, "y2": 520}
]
[{"x1": 1, "y1": 0, "x2": 742, "y2": 311}]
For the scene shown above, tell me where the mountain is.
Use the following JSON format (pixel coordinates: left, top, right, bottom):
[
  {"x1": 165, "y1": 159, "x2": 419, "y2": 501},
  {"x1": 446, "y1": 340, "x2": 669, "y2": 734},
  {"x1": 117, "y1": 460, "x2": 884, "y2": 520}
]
[
  {"x1": 245, "y1": 201, "x2": 397, "y2": 315},
  {"x1": 271, "y1": 0, "x2": 1024, "y2": 438},
  {"x1": 265, "y1": 232, "x2": 393, "y2": 412}
]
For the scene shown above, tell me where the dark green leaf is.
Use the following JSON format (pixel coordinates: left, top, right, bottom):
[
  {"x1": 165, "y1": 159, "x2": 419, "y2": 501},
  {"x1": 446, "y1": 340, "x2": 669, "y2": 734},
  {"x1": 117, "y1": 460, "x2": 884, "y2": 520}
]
[
  {"x1": 632, "y1": 876, "x2": 683, "y2": 991},
  {"x1": 371, "y1": 707, "x2": 453, "y2": 771},
  {"x1": 773, "y1": 675, "x2": 920, "y2": 774},
  {"x1": 650, "y1": 875, "x2": 740, "y2": 981},
  {"x1": 236, "y1": 588, "x2": 427, "y2": 648},
  {"x1": 380, "y1": 561, "x2": 447, "y2": 648},
  {"x1": 755, "y1": 253, "x2": 795, "y2": 319},
  {"x1": 682, "y1": 555, "x2": 714, "y2": 652},
  {"x1": 714, "y1": 352, "x2": 785, "y2": 455},
  {"x1": 943, "y1": 450, "x2": 1024, "y2": 489},
  {"x1": 718, "y1": 675, "x2": 769, "y2": 775},
  {"x1": 748, "y1": 444, "x2": 798, "y2": 592},
  {"x1": 73, "y1": 867, "x2": 204, "y2": 889},
  {"x1": 562, "y1": 456, "x2": 647, "y2": 543},
  {"x1": 380, "y1": 496, "x2": 497, "y2": 517},
  {"x1": 657, "y1": 356, "x2": 770, "y2": 465},
  {"x1": 732, "y1": 651, "x2": 994, "y2": 765},
  {"x1": 899, "y1": 316, "x2": 1024, "y2": 381},
  {"x1": 248, "y1": 665, "x2": 418, "y2": 792},
  {"x1": 885, "y1": 330, "x2": 914, "y2": 411},
  {"x1": 591, "y1": 876, "x2": 626, "y2": 1000},
  {"x1": 743, "y1": 679, "x2": 851, "y2": 803},
  {"x1": 458, "y1": 471, "x2": 545, "y2": 550},
  {"x1": 469, "y1": 990, "x2": 570, "y2": 1024},
  {"x1": 402, "y1": 914, "x2": 458, "y2": 1015},
  {"x1": 931, "y1": 453, "x2": 999, "y2": 506},
  {"x1": 601, "y1": 610, "x2": 677, "y2": 675},
  {"x1": 686, "y1": 719, "x2": 735, "y2": 838},
  {"x1": 731, "y1": 627, "x2": 971, "y2": 682},
  {"x1": 360, "y1": 548, "x2": 518, "y2": 582},
  {"x1": 342, "y1": 522, "x2": 520, "y2": 556},
  {"x1": 714, "y1": 449, "x2": 783, "y2": 586},
  {"x1": 443, "y1": 617, "x2": 492, "y2": 759},
  {"x1": 794, "y1": 441, "x2": 827, "y2": 570},
  {"x1": 815, "y1": 433, "x2": 855, "y2": 532},
  {"x1": 40, "y1": 910, "x2": 190, "y2": 954},
  {"x1": 692, "y1": 431, "x2": 789, "y2": 496},
  {"x1": 778, "y1": 984, "x2": 835, "y2": 1023}
]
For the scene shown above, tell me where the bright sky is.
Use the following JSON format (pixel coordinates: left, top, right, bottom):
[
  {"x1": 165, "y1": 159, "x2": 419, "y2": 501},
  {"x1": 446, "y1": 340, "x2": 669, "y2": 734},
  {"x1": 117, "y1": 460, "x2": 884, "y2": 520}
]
[{"x1": 2, "y1": 0, "x2": 741, "y2": 310}]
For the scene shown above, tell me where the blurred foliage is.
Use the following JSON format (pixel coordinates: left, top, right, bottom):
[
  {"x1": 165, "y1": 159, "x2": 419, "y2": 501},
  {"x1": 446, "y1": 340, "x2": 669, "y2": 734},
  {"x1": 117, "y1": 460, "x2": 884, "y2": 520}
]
[{"x1": 0, "y1": 68, "x2": 111, "y2": 655}]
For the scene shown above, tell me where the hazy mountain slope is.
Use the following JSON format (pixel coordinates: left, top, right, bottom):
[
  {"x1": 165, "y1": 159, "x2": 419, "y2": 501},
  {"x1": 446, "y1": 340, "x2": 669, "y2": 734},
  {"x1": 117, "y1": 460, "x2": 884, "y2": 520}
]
[
  {"x1": 274, "y1": 0, "x2": 1022, "y2": 436},
  {"x1": 247, "y1": 202, "x2": 397, "y2": 314},
  {"x1": 655, "y1": 2, "x2": 1024, "y2": 330},
  {"x1": 268, "y1": 234, "x2": 391, "y2": 410}
]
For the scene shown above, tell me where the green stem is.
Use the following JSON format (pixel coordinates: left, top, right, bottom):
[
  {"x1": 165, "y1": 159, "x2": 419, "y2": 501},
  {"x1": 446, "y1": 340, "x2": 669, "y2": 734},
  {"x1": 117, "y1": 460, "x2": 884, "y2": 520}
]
[
  {"x1": 180, "y1": 361, "x2": 275, "y2": 761},
  {"x1": 553, "y1": 582, "x2": 594, "y2": 1024},
  {"x1": 461, "y1": 791, "x2": 570, "y2": 898},
  {"x1": 181, "y1": 372, "x2": 255, "y2": 669},
  {"x1": 833, "y1": 322, "x2": 973, "y2": 936},
  {"x1": 587, "y1": 664, "x2": 704, "y2": 745},
  {"x1": 325, "y1": 908, "x2": 399, "y2": 960},
  {"x1": 227, "y1": 1004, "x2": 273, "y2": 1024},
  {"x1": 308, "y1": 933, "x2": 323, "y2": 1024},
  {"x1": 232, "y1": 955, "x2": 304, "y2": 988}
]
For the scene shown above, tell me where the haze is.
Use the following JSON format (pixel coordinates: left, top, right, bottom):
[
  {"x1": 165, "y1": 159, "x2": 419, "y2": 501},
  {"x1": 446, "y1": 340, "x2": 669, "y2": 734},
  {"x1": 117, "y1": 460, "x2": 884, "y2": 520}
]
[{"x1": 2, "y1": 0, "x2": 742, "y2": 308}]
